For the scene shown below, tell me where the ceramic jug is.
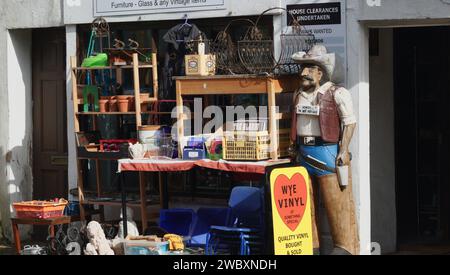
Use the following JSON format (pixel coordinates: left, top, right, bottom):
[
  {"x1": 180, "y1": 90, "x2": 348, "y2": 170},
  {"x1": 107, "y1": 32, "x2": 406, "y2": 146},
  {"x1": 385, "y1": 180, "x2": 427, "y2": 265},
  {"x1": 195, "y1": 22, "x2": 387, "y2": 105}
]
[{"x1": 128, "y1": 143, "x2": 146, "y2": 159}]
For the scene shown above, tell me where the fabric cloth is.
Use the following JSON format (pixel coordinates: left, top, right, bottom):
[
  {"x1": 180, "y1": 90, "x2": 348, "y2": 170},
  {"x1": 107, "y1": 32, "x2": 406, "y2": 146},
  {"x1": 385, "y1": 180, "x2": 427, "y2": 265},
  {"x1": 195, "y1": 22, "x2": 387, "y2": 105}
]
[
  {"x1": 295, "y1": 82, "x2": 356, "y2": 137},
  {"x1": 163, "y1": 24, "x2": 201, "y2": 50},
  {"x1": 162, "y1": 23, "x2": 202, "y2": 99},
  {"x1": 298, "y1": 144, "x2": 339, "y2": 177},
  {"x1": 118, "y1": 159, "x2": 291, "y2": 175}
]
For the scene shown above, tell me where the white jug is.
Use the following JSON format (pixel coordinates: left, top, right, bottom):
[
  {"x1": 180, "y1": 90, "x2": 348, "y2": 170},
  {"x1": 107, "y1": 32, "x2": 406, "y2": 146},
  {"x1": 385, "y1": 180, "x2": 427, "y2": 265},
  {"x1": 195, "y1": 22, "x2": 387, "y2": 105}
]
[{"x1": 128, "y1": 143, "x2": 146, "y2": 159}]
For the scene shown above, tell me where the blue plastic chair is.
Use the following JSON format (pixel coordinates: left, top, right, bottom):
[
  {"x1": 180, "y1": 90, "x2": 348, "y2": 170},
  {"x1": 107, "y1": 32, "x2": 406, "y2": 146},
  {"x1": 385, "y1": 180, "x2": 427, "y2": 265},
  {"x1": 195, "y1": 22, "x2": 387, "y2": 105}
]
[
  {"x1": 159, "y1": 209, "x2": 197, "y2": 237},
  {"x1": 206, "y1": 187, "x2": 266, "y2": 255},
  {"x1": 189, "y1": 208, "x2": 230, "y2": 247}
]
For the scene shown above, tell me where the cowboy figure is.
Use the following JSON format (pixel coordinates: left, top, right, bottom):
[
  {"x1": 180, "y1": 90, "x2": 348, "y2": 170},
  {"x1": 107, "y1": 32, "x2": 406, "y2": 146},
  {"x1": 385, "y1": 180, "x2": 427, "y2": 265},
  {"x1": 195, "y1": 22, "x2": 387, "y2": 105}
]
[{"x1": 290, "y1": 44, "x2": 360, "y2": 255}]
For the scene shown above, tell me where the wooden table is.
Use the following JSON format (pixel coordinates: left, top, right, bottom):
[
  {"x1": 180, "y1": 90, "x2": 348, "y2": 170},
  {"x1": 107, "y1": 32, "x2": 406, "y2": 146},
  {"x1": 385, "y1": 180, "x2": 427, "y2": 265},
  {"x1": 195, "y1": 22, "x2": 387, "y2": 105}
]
[
  {"x1": 174, "y1": 75, "x2": 300, "y2": 161},
  {"x1": 117, "y1": 158, "x2": 292, "y2": 237},
  {"x1": 11, "y1": 216, "x2": 72, "y2": 254}
]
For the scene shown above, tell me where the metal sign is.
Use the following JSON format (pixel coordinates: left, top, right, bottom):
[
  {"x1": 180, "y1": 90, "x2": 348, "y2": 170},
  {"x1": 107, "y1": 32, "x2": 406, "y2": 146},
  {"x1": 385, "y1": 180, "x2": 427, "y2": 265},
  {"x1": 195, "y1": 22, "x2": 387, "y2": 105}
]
[
  {"x1": 94, "y1": 0, "x2": 226, "y2": 16},
  {"x1": 287, "y1": 2, "x2": 342, "y2": 26}
]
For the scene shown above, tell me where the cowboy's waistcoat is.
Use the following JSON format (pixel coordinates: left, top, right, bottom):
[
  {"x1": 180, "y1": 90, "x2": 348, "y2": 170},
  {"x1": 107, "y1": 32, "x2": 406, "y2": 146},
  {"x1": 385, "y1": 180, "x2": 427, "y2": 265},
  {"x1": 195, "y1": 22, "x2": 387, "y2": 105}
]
[{"x1": 292, "y1": 85, "x2": 341, "y2": 143}]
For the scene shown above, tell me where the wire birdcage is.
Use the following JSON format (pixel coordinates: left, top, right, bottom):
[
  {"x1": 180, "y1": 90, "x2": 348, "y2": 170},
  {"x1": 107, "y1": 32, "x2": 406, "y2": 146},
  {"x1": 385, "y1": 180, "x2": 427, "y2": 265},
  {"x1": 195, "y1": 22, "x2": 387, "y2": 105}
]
[
  {"x1": 238, "y1": 7, "x2": 316, "y2": 75},
  {"x1": 210, "y1": 19, "x2": 256, "y2": 75}
]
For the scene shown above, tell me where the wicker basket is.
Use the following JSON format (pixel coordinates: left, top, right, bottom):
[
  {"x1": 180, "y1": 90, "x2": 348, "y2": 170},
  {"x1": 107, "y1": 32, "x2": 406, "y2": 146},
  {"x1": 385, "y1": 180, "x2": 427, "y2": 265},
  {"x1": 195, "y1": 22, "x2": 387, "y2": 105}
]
[{"x1": 223, "y1": 129, "x2": 290, "y2": 161}]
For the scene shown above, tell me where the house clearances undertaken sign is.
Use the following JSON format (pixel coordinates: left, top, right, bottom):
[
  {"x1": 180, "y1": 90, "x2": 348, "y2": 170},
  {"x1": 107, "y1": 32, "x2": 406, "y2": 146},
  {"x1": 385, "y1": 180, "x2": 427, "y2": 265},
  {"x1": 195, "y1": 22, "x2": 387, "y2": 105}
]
[
  {"x1": 287, "y1": 0, "x2": 347, "y2": 84},
  {"x1": 94, "y1": 0, "x2": 225, "y2": 16}
]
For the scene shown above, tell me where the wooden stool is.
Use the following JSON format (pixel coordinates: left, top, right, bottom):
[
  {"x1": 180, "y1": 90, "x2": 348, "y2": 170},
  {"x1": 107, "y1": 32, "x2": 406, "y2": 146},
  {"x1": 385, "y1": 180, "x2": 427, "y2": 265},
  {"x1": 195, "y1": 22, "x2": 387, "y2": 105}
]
[{"x1": 11, "y1": 216, "x2": 71, "y2": 255}]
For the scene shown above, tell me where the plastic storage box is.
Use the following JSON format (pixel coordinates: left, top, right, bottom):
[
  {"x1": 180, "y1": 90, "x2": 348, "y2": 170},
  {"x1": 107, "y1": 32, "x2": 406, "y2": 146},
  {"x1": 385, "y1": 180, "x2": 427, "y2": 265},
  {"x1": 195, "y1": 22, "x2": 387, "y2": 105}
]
[
  {"x1": 13, "y1": 200, "x2": 68, "y2": 219},
  {"x1": 123, "y1": 239, "x2": 170, "y2": 255}
]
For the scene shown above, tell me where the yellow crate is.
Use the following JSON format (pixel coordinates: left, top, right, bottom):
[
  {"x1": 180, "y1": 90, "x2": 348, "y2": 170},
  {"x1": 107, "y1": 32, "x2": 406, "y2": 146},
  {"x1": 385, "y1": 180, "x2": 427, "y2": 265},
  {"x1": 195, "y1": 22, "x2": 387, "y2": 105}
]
[{"x1": 223, "y1": 129, "x2": 290, "y2": 161}]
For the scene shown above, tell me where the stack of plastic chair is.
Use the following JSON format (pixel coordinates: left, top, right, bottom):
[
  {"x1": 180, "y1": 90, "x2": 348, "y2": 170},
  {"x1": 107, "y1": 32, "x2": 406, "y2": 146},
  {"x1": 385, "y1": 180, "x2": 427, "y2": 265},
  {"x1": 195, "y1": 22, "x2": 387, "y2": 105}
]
[
  {"x1": 205, "y1": 187, "x2": 266, "y2": 255},
  {"x1": 189, "y1": 208, "x2": 230, "y2": 248},
  {"x1": 159, "y1": 209, "x2": 197, "y2": 237}
]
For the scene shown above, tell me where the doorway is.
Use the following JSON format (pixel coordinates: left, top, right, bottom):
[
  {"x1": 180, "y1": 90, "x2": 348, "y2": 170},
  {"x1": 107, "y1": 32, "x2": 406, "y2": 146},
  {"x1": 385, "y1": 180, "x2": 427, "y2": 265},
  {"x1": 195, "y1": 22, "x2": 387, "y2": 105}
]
[
  {"x1": 394, "y1": 26, "x2": 450, "y2": 246},
  {"x1": 32, "y1": 28, "x2": 68, "y2": 201}
]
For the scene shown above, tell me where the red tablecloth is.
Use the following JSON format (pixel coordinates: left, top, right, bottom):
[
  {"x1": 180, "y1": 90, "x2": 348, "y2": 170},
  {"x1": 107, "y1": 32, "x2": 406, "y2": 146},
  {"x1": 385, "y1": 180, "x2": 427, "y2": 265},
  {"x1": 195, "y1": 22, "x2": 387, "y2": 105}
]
[{"x1": 118, "y1": 158, "x2": 291, "y2": 175}]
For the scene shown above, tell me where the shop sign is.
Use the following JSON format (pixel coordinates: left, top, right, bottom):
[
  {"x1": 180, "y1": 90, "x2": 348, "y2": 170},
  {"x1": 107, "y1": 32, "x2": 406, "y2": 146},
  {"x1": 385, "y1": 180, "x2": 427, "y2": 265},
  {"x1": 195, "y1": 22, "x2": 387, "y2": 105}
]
[
  {"x1": 286, "y1": 0, "x2": 347, "y2": 84},
  {"x1": 94, "y1": 0, "x2": 226, "y2": 16},
  {"x1": 287, "y1": 2, "x2": 341, "y2": 26},
  {"x1": 270, "y1": 167, "x2": 313, "y2": 255}
]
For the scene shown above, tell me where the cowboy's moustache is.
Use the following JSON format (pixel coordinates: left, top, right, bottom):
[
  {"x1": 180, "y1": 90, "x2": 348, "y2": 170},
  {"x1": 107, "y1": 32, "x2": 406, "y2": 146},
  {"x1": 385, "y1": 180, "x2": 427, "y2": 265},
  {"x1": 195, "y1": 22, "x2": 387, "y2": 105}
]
[{"x1": 301, "y1": 76, "x2": 314, "y2": 81}]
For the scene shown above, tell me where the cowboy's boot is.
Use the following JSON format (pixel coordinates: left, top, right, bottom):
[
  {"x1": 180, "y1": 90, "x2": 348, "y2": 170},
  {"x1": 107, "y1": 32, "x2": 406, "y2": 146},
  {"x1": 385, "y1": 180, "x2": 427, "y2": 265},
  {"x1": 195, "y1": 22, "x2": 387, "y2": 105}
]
[{"x1": 317, "y1": 173, "x2": 360, "y2": 255}]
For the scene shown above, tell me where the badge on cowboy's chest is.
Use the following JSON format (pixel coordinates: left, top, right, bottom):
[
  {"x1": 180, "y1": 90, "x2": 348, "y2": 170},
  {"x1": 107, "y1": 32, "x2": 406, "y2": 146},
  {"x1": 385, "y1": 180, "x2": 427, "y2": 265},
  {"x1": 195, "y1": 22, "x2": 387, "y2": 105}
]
[{"x1": 297, "y1": 105, "x2": 320, "y2": 116}]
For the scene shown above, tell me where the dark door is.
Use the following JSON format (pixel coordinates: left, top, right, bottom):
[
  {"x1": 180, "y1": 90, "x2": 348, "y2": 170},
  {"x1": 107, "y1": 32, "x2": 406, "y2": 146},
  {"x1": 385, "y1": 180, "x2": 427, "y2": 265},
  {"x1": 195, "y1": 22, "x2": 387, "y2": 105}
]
[
  {"x1": 394, "y1": 27, "x2": 450, "y2": 245},
  {"x1": 32, "y1": 28, "x2": 68, "y2": 201}
]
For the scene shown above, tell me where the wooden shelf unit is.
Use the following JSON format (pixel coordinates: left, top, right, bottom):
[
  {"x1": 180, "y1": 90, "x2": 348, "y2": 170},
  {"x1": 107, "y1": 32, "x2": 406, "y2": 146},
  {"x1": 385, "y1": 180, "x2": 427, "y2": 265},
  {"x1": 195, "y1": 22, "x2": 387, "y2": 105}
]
[{"x1": 70, "y1": 53, "x2": 159, "y2": 232}]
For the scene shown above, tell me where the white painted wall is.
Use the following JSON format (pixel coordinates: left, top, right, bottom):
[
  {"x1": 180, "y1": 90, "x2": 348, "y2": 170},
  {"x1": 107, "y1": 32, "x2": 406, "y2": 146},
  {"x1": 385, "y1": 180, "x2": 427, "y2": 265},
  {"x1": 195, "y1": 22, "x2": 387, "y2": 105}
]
[
  {"x1": 0, "y1": 6, "x2": 8, "y2": 240},
  {"x1": 346, "y1": 0, "x2": 372, "y2": 255},
  {"x1": 2, "y1": 0, "x2": 63, "y2": 29},
  {"x1": 66, "y1": 25, "x2": 78, "y2": 202},
  {"x1": 2, "y1": 30, "x2": 34, "y2": 241},
  {"x1": 0, "y1": 0, "x2": 64, "y2": 241},
  {"x1": 369, "y1": 28, "x2": 396, "y2": 254},
  {"x1": 358, "y1": 0, "x2": 450, "y2": 21}
]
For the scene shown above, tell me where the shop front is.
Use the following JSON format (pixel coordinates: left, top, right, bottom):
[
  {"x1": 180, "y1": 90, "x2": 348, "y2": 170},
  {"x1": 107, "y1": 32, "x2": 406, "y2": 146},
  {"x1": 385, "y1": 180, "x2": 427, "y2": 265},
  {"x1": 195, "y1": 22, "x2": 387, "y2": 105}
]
[
  {"x1": 1, "y1": 0, "x2": 385, "y2": 256},
  {"x1": 53, "y1": 0, "x2": 363, "y2": 256}
]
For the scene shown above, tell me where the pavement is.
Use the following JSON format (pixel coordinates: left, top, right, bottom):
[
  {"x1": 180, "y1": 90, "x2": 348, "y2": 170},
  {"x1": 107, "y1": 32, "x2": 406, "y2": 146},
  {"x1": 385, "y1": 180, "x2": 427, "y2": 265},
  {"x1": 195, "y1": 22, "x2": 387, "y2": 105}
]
[
  {"x1": 0, "y1": 240, "x2": 15, "y2": 255},
  {"x1": 391, "y1": 244, "x2": 450, "y2": 255}
]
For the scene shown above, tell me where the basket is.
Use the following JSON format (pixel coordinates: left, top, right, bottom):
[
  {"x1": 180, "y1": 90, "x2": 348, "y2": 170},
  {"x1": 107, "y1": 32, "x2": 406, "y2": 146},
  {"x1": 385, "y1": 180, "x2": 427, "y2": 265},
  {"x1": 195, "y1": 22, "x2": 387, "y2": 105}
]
[
  {"x1": 223, "y1": 129, "x2": 290, "y2": 161},
  {"x1": 238, "y1": 7, "x2": 316, "y2": 75},
  {"x1": 210, "y1": 19, "x2": 256, "y2": 75},
  {"x1": 13, "y1": 200, "x2": 68, "y2": 219}
]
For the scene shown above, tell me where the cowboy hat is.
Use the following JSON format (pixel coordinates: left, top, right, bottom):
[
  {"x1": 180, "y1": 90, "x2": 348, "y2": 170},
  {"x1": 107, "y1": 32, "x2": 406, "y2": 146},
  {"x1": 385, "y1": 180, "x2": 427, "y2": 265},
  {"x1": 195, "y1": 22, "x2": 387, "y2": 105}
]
[{"x1": 292, "y1": 44, "x2": 336, "y2": 81}]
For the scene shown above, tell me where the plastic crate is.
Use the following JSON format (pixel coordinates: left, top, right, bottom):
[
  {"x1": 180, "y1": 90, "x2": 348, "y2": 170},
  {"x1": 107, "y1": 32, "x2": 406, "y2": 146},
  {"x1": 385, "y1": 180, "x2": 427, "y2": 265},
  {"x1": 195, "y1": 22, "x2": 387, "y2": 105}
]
[
  {"x1": 223, "y1": 129, "x2": 290, "y2": 161},
  {"x1": 124, "y1": 239, "x2": 169, "y2": 255},
  {"x1": 13, "y1": 200, "x2": 68, "y2": 219}
]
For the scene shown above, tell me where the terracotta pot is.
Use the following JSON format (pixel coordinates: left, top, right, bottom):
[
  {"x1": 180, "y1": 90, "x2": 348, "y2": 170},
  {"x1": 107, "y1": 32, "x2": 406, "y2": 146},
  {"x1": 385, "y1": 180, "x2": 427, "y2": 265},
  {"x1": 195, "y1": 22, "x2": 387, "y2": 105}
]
[
  {"x1": 117, "y1": 95, "x2": 129, "y2": 101},
  {"x1": 128, "y1": 96, "x2": 136, "y2": 112},
  {"x1": 118, "y1": 99, "x2": 129, "y2": 113},
  {"x1": 140, "y1": 93, "x2": 150, "y2": 102},
  {"x1": 109, "y1": 98, "x2": 118, "y2": 112},
  {"x1": 99, "y1": 100, "x2": 109, "y2": 113}
]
